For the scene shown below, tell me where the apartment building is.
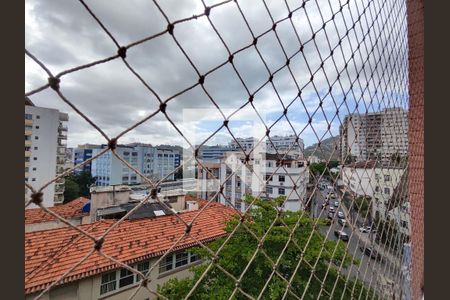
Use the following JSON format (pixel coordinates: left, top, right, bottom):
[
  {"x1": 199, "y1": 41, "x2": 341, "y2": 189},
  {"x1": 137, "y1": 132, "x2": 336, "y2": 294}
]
[
  {"x1": 198, "y1": 152, "x2": 309, "y2": 212},
  {"x1": 339, "y1": 108, "x2": 408, "y2": 163},
  {"x1": 91, "y1": 145, "x2": 180, "y2": 186},
  {"x1": 25, "y1": 97, "x2": 69, "y2": 207},
  {"x1": 25, "y1": 201, "x2": 235, "y2": 300},
  {"x1": 73, "y1": 144, "x2": 102, "y2": 174},
  {"x1": 229, "y1": 135, "x2": 304, "y2": 158},
  {"x1": 341, "y1": 161, "x2": 410, "y2": 235},
  {"x1": 198, "y1": 144, "x2": 232, "y2": 161}
]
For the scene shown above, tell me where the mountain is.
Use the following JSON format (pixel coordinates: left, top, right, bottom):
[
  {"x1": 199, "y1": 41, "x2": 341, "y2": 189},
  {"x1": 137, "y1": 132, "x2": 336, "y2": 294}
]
[{"x1": 303, "y1": 136, "x2": 340, "y2": 161}]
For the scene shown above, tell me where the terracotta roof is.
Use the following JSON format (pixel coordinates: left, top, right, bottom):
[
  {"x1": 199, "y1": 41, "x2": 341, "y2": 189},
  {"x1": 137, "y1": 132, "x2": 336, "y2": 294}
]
[
  {"x1": 25, "y1": 201, "x2": 236, "y2": 294},
  {"x1": 25, "y1": 197, "x2": 89, "y2": 225}
]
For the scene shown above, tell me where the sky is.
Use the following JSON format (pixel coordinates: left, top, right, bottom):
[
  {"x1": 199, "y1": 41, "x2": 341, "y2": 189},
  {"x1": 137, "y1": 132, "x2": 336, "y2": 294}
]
[{"x1": 25, "y1": 0, "x2": 409, "y2": 149}]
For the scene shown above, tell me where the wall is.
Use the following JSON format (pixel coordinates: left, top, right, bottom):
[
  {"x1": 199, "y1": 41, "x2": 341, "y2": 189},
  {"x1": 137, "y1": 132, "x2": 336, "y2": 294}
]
[
  {"x1": 26, "y1": 256, "x2": 199, "y2": 300},
  {"x1": 407, "y1": 0, "x2": 424, "y2": 298}
]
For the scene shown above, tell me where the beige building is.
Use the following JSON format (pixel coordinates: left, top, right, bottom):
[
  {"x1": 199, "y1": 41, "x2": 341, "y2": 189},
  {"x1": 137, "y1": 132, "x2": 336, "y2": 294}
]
[
  {"x1": 25, "y1": 201, "x2": 235, "y2": 300},
  {"x1": 339, "y1": 108, "x2": 408, "y2": 163}
]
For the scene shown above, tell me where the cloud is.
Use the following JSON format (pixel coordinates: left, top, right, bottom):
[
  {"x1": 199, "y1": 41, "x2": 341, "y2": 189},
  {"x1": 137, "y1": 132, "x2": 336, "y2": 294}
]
[{"x1": 25, "y1": 0, "x2": 407, "y2": 148}]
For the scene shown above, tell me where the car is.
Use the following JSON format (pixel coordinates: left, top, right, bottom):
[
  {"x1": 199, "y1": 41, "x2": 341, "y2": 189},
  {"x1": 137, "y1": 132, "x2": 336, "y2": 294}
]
[
  {"x1": 329, "y1": 193, "x2": 336, "y2": 199},
  {"x1": 338, "y1": 218, "x2": 347, "y2": 227},
  {"x1": 359, "y1": 226, "x2": 372, "y2": 233},
  {"x1": 359, "y1": 246, "x2": 382, "y2": 261},
  {"x1": 327, "y1": 212, "x2": 334, "y2": 220},
  {"x1": 334, "y1": 201, "x2": 339, "y2": 207},
  {"x1": 329, "y1": 207, "x2": 335, "y2": 213},
  {"x1": 337, "y1": 211, "x2": 345, "y2": 219},
  {"x1": 334, "y1": 230, "x2": 349, "y2": 242}
]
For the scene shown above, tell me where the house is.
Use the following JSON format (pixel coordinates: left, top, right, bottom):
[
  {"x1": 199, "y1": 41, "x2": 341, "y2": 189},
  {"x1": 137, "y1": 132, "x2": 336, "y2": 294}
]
[
  {"x1": 25, "y1": 201, "x2": 235, "y2": 299},
  {"x1": 25, "y1": 197, "x2": 90, "y2": 232}
]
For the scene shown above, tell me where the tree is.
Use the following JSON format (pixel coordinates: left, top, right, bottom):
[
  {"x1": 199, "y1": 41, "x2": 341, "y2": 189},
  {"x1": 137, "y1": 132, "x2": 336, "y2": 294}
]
[
  {"x1": 63, "y1": 171, "x2": 96, "y2": 203},
  {"x1": 158, "y1": 196, "x2": 377, "y2": 299},
  {"x1": 63, "y1": 177, "x2": 79, "y2": 203}
]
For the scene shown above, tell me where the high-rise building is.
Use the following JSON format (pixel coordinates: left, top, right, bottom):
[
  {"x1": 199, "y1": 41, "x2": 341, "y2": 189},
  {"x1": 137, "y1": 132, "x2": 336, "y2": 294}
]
[
  {"x1": 198, "y1": 145, "x2": 232, "y2": 161},
  {"x1": 339, "y1": 108, "x2": 408, "y2": 163},
  {"x1": 229, "y1": 135, "x2": 304, "y2": 158},
  {"x1": 25, "y1": 97, "x2": 69, "y2": 207}
]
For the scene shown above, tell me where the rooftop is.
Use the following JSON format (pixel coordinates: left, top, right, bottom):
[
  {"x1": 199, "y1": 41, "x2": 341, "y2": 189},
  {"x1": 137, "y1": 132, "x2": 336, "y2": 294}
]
[
  {"x1": 25, "y1": 197, "x2": 89, "y2": 225},
  {"x1": 25, "y1": 200, "x2": 235, "y2": 294}
]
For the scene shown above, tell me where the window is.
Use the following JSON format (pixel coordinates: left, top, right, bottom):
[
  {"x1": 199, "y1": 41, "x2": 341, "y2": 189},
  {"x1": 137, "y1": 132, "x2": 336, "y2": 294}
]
[
  {"x1": 25, "y1": 113, "x2": 32, "y2": 120},
  {"x1": 35, "y1": 136, "x2": 39, "y2": 140},
  {"x1": 35, "y1": 125, "x2": 39, "y2": 129},
  {"x1": 375, "y1": 186, "x2": 380, "y2": 192},
  {"x1": 25, "y1": 135, "x2": 31, "y2": 141},
  {"x1": 159, "y1": 255, "x2": 173, "y2": 273},
  {"x1": 137, "y1": 261, "x2": 150, "y2": 276},
  {"x1": 384, "y1": 187, "x2": 390, "y2": 194},
  {"x1": 384, "y1": 175, "x2": 390, "y2": 182},
  {"x1": 32, "y1": 178, "x2": 36, "y2": 182},
  {"x1": 159, "y1": 251, "x2": 200, "y2": 274},
  {"x1": 158, "y1": 154, "x2": 162, "y2": 157},
  {"x1": 265, "y1": 174, "x2": 272, "y2": 181},
  {"x1": 32, "y1": 168, "x2": 36, "y2": 171},
  {"x1": 401, "y1": 221, "x2": 408, "y2": 228},
  {"x1": 100, "y1": 271, "x2": 117, "y2": 295},
  {"x1": 119, "y1": 268, "x2": 134, "y2": 288},
  {"x1": 36, "y1": 115, "x2": 40, "y2": 119},
  {"x1": 266, "y1": 186, "x2": 273, "y2": 194},
  {"x1": 278, "y1": 188, "x2": 285, "y2": 195},
  {"x1": 278, "y1": 175, "x2": 285, "y2": 182},
  {"x1": 123, "y1": 152, "x2": 130, "y2": 156},
  {"x1": 25, "y1": 167, "x2": 29, "y2": 172},
  {"x1": 175, "y1": 252, "x2": 189, "y2": 268},
  {"x1": 33, "y1": 157, "x2": 37, "y2": 161}
]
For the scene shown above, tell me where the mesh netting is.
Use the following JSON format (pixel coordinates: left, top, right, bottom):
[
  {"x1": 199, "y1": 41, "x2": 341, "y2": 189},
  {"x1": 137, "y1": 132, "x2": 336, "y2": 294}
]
[{"x1": 25, "y1": 0, "x2": 411, "y2": 299}]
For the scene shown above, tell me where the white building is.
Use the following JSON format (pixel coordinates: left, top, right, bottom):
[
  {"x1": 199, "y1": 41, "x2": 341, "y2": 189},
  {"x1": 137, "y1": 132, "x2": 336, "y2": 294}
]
[
  {"x1": 340, "y1": 108, "x2": 408, "y2": 163},
  {"x1": 198, "y1": 152, "x2": 309, "y2": 212},
  {"x1": 91, "y1": 145, "x2": 180, "y2": 186},
  {"x1": 25, "y1": 98, "x2": 68, "y2": 208},
  {"x1": 341, "y1": 161, "x2": 410, "y2": 235},
  {"x1": 229, "y1": 135, "x2": 304, "y2": 158}
]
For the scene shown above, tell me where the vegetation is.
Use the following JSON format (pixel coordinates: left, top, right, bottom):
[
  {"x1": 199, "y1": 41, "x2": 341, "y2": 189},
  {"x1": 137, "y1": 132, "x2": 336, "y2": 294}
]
[
  {"x1": 158, "y1": 196, "x2": 377, "y2": 300},
  {"x1": 63, "y1": 171, "x2": 96, "y2": 203}
]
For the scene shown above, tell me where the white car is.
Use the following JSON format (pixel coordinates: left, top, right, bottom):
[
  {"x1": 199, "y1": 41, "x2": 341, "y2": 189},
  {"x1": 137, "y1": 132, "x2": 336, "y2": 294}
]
[
  {"x1": 337, "y1": 211, "x2": 345, "y2": 219},
  {"x1": 359, "y1": 226, "x2": 372, "y2": 233},
  {"x1": 334, "y1": 201, "x2": 339, "y2": 207}
]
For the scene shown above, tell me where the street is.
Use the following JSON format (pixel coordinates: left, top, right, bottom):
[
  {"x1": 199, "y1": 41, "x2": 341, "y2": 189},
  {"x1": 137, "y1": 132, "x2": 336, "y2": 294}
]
[{"x1": 310, "y1": 179, "x2": 401, "y2": 295}]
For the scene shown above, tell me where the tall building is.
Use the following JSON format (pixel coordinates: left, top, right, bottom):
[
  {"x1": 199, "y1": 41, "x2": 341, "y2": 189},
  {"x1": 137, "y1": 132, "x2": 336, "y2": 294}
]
[
  {"x1": 91, "y1": 145, "x2": 180, "y2": 186},
  {"x1": 339, "y1": 108, "x2": 408, "y2": 163},
  {"x1": 25, "y1": 97, "x2": 69, "y2": 207},
  {"x1": 73, "y1": 144, "x2": 102, "y2": 174}
]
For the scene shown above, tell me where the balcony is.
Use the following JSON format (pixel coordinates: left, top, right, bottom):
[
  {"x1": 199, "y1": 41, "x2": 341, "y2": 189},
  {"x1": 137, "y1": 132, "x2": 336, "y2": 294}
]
[
  {"x1": 25, "y1": 119, "x2": 33, "y2": 126},
  {"x1": 25, "y1": 140, "x2": 32, "y2": 146},
  {"x1": 25, "y1": 151, "x2": 32, "y2": 157}
]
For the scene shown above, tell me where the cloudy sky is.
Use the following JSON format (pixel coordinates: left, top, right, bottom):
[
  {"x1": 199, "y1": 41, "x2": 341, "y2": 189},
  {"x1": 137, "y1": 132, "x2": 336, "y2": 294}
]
[{"x1": 25, "y1": 0, "x2": 408, "y2": 149}]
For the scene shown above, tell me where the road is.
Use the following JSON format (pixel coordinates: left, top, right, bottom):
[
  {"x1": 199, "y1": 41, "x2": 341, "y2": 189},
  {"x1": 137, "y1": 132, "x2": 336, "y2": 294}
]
[{"x1": 310, "y1": 180, "x2": 401, "y2": 294}]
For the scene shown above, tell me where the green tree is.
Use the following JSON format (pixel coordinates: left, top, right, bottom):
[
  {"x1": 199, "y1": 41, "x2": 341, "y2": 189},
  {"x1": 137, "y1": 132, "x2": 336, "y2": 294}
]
[
  {"x1": 63, "y1": 171, "x2": 96, "y2": 203},
  {"x1": 63, "y1": 177, "x2": 79, "y2": 203},
  {"x1": 158, "y1": 196, "x2": 377, "y2": 299}
]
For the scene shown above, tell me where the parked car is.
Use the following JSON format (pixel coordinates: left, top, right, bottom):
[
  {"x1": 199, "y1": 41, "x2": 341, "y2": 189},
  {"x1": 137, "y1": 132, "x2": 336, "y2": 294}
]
[
  {"x1": 359, "y1": 226, "x2": 372, "y2": 233},
  {"x1": 338, "y1": 218, "x2": 347, "y2": 227},
  {"x1": 329, "y1": 192, "x2": 336, "y2": 199},
  {"x1": 337, "y1": 211, "x2": 345, "y2": 219},
  {"x1": 334, "y1": 230, "x2": 349, "y2": 242},
  {"x1": 329, "y1": 207, "x2": 335, "y2": 213},
  {"x1": 334, "y1": 201, "x2": 339, "y2": 207},
  {"x1": 327, "y1": 212, "x2": 334, "y2": 220},
  {"x1": 359, "y1": 246, "x2": 382, "y2": 261}
]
